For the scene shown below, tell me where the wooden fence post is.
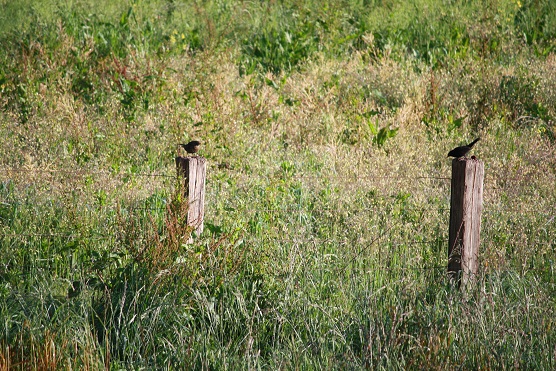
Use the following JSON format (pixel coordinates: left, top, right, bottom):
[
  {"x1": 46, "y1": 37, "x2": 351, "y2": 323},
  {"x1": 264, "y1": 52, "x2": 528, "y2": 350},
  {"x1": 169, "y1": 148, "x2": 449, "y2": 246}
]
[
  {"x1": 448, "y1": 158, "x2": 484, "y2": 287},
  {"x1": 175, "y1": 156, "x2": 206, "y2": 242}
]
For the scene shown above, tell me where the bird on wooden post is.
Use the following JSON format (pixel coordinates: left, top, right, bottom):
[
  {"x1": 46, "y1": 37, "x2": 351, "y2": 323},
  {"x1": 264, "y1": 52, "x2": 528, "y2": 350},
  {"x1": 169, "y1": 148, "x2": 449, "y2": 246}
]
[
  {"x1": 180, "y1": 141, "x2": 201, "y2": 156},
  {"x1": 447, "y1": 138, "x2": 480, "y2": 159}
]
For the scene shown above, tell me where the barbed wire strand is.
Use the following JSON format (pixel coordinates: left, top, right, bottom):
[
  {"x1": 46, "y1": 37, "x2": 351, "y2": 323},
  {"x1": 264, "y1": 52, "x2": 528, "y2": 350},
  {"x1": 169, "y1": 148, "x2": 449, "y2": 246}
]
[
  {"x1": 0, "y1": 167, "x2": 453, "y2": 181},
  {"x1": 1, "y1": 166, "x2": 546, "y2": 182}
]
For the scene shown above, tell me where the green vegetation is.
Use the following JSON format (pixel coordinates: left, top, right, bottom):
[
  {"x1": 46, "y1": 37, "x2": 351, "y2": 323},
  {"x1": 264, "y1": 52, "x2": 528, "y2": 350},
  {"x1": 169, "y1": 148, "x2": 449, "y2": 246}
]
[{"x1": 1, "y1": 0, "x2": 555, "y2": 368}]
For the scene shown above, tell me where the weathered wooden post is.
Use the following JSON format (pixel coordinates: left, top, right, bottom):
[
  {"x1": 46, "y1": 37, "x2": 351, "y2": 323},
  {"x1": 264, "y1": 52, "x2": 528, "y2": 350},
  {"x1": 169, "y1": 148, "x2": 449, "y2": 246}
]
[
  {"x1": 448, "y1": 158, "x2": 484, "y2": 287},
  {"x1": 175, "y1": 156, "x2": 206, "y2": 242}
]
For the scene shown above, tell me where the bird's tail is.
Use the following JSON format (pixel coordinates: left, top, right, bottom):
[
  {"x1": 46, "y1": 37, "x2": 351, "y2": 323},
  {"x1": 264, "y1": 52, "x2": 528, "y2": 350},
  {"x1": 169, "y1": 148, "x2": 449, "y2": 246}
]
[{"x1": 467, "y1": 138, "x2": 480, "y2": 148}]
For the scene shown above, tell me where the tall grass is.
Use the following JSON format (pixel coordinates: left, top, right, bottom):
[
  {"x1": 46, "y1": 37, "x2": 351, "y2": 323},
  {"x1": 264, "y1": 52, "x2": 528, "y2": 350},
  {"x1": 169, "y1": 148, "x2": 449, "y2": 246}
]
[{"x1": 0, "y1": 0, "x2": 555, "y2": 368}]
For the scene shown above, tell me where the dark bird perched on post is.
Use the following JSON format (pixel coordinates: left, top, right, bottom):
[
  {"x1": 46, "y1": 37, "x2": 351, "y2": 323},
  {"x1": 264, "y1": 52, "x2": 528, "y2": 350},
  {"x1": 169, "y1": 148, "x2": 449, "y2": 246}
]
[
  {"x1": 180, "y1": 141, "x2": 201, "y2": 155},
  {"x1": 448, "y1": 138, "x2": 480, "y2": 158}
]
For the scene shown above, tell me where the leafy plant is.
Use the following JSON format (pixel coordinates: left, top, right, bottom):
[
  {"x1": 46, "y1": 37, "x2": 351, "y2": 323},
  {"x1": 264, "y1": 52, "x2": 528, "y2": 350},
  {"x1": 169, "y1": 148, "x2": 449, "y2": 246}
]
[
  {"x1": 240, "y1": 14, "x2": 322, "y2": 75},
  {"x1": 366, "y1": 116, "x2": 398, "y2": 147}
]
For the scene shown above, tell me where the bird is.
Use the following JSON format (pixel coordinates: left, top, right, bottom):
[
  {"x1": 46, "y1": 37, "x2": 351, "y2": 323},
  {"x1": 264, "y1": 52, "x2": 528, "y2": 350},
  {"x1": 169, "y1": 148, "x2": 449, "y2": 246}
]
[
  {"x1": 179, "y1": 141, "x2": 201, "y2": 155},
  {"x1": 447, "y1": 138, "x2": 480, "y2": 159}
]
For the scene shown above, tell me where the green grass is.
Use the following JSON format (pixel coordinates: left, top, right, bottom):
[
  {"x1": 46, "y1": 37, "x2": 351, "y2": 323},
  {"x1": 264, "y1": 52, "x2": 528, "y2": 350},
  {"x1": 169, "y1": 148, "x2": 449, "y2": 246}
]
[{"x1": 1, "y1": 0, "x2": 555, "y2": 369}]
